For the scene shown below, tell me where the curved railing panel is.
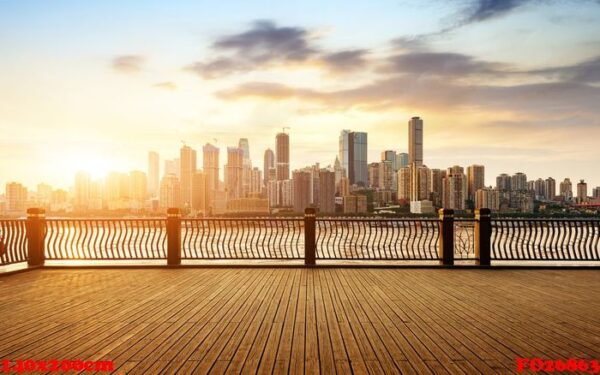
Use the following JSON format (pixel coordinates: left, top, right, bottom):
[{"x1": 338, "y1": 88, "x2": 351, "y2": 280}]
[
  {"x1": 454, "y1": 219, "x2": 476, "y2": 260},
  {"x1": 181, "y1": 218, "x2": 304, "y2": 259},
  {"x1": 315, "y1": 219, "x2": 440, "y2": 260},
  {"x1": 0, "y1": 220, "x2": 28, "y2": 265},
  {"x1": 492, "y1": 219, "x2": 600, "y2": 261},
  {"x1": 44, "y1": 219, "x2": 167, "y2": 260}
]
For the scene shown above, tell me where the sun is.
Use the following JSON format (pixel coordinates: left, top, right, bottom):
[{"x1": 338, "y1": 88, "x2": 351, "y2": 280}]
[{"x1": 56, "y1": 149, "x2": 115, "y2": 180}]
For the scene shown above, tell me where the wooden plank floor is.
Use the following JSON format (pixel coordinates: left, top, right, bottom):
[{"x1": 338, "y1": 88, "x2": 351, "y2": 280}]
[{"x1": 1, "y1": 268, "x2": 599, "y2": 374}]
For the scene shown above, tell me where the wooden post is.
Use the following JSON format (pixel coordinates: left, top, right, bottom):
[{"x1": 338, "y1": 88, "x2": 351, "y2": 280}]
[
  {"x1": 167, "y1": 208, "x2": 181, "y2": 266},
  {"x1": 438, "y1": 208, "x2": 454, "y2": 266},
  {"x1": 26, "y1": 208, "x2": 46, "y2": 267},
  {"x1": 304, "y1": 208, "x2": 316, "y2": 266},
  {"x1": 475, "y1": 208, "x2": 491, "y2": 266}
]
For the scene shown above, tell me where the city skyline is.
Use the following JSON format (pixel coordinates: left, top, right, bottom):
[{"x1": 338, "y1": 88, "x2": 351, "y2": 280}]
[{"x1": 1, "y1": 1, "x2": 600, "y2": 190}]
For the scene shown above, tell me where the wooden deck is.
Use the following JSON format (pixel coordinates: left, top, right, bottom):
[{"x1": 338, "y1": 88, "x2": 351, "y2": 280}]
[{"x1": 1, "y1": 268, "x2": 599, "y2": 374}]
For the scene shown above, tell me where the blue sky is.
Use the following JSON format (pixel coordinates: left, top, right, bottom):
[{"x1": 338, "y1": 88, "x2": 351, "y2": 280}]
[{"x1": 1, "y1": 0, "x2": 600, "y2": 190}]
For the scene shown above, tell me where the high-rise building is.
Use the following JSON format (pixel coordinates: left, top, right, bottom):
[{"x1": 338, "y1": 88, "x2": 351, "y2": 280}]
[
  {"x1": 159, "y1": 174, "x2": 181, "y2": 209},
  {"x1": 560, "y1": 178, "x2": 573, "y2": 201},
  {"x1": 36, "y1": 183, "x2": 53, "y2": 208},
  {"x1": 408, "y1": 117, "x2": 424, "y2": 166},
  {"x1": 318, "y1": 170, "x2": 336, "y2": 213},
  {"x1": 203, "y1": 143, "x2": 220, "y2": 209},
  {"x1": 163, "y1": 159, "x2": 178, "y2": 178},
  {"x1": 592, "y1": 187, "x2": 600, "y2": 198},
  {"x1": 129, "y1": 170, "x2": 147, "y2": 203},
  {"x1": 250, "y1": 167, "x2": 262, "y2": 194},
  {"x1": 74, "y1": 171, "x2": 91, "y2": 210},
  {"x1": 292, "y1": 171, "x2": 312, "y2": 212},
  {"x1": 368, "y1": 162, "x2": 380, "y2": 189},
  {"x1": 238, "y1": 138, "x2": 251, "y2": 166},
  {"x1": 276, "y1": 132, "x2": 290, "y2": 180},
  {"x1": 475, "y1": 188, "x2": 499, "y2": 211},
  {"x1": 381, "y1": 150, "x2": 396, "y2": 170},
  {"x1": 5, "y1": 182, "x2": 28, "y2": 212},
  {"x1": 339, "y1": 177, "x2": 350, "y2": 197},
  {"x1": 429, "y1": 168, "x2": 444, "y2": 207},
  {"x1": 532, "y1": 178, "x2": 545, "y2": 200},
  {"x1": 443, "y1": 166, "x2": 466, "y2": 210},
  {"x1": 496, "y1": 174, "x2": 511, "y2": 191},
  {"x1": 180, "y1": 145, "x2": 197, "y2": 209},
  {"x1": 191, "y1": 171, "x2": 207, "y2": 213},
  {"x1": 466, "y1": 165, "x2": 485, "y2": 201},
  {"x1": 338, "y1": 130, "x2": 368, "y2": 186},
  {"x1": 379, "y1": 161, "x2": 394, "y2": 191},
  {"x1": 333, "y1": 156, "x2": 344, "y2": 193},
  {"x1": 397, "y1": 167, "x2": 411, "y2": 201},
  {"x1": 410, "y1": 164, "x2": 430, "y2": 202},
  {"x1": 544, "y1": 177, "x2": 556, "y2": 201},
  {"x1": 148, "y1": 151, "x2": 159, "y2": 197},
  {"x1": 263, "y1": 149, "x2": 275, "y2": 185},
  {"x1": 511, "y1": 173, "x2": 527, "y2": 191},
  {"x1": 396, "y1": 153, "x2": 409, "y2": 169},
  {"x1": 577, "y1": 179, "x2": 588, "y2": 203},
  {"x1": 225, "y1": 147, "x2": 244, "y2": 200}
]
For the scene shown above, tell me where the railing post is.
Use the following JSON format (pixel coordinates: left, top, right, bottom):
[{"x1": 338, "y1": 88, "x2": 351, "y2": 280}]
[
  {"x1": 475, "y1": 208, "x2": 491, "y2": 266},
  {"x1": 26, "y1": 208, "x2": 46, "y2": 267},
  {"x1": 304, "y1": 208, "x2": 316, "y2": 267},
  {"x1": 167, "y1": 208, "x2": 181, "y2": 266},
  {"x1": 438, "y1": 208, "x2": 454, "y2": 266}
]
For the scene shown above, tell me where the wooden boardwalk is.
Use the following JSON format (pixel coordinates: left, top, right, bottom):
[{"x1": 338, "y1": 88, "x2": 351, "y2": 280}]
[{"x1": 1, "y1": 268, "x2": 599, "y2": 374}]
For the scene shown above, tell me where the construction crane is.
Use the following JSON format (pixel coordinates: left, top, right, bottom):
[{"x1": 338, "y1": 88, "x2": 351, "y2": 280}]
[{"x1": 282, "y1": 126, "x2": 290, "y2": 134}]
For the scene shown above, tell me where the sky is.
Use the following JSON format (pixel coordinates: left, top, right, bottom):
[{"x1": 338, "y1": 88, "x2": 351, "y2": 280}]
[{"x1": 1, "y1": 0, "x2": 600, "y2": 190}]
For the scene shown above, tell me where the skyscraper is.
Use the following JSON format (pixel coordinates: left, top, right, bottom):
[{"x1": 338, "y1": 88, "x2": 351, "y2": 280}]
[
  {"x1": 292, "y1": 170, "x2": 311, "y2": 212},
  {"x1": 408, "y1": 117, "x2": 423, "y2": 166},
  {"x1": 466, "y1": 165, "x2": 485, "y2": 201},
  {"x1": 148, "y1": 151, "x2": 159, "y2": 197},
  {"x1": 319, "y1": 170, "x2": 336, "y2": 214},
  {"x1": 544, "y1": 177, "x2": 556, "y2": 201},
  {"x1": 396, "y1": 153, "x2": 409, "y2": 169},
  {"x1": 225, "y1": 147, "x2": 244, "y2": 200},
  {"x1": 159, "y1": 174, "x2": 181, "y2": 209},
  {"x1": 397, "y1": 167, "x2": 411, "y2": 201},
  {"x1": 238, "y1": 138, "x2": 251, "y2": 166},
  {"x1": 560, "y1": 178, "x2": 573, "y2": 200},
  {"x1": 74, "y1": 171, "x2": 91, "y2": 210},
  {"x1": 338, "y1": 130, "x2": 368, "y2": 186},
  {"x1": 475, "y1": 188, "x2": 499, "y2": 211},
  {"x1": 5, "y1": 182, "x2": 28, "y2": 212},
  {"x1": 180, "y1": 145, "x2": 197, "y2": 209},
  {"x1": 511, "y1": 173, "x2": 528, "y2": 191},
  {"x1": 577, "y1": 179, "x2": 588, "y2": 203},
  {"x1": 263, "y1": 149, "x2": 275, "y2": 185},
  {"x1": 191, "y1": 171, "x2": 207, "y2": 213},
  {"x1": 203, "y1": 143, "x2": 219, "y2": 208},
  {"x1": 239, "y1": 138, "x2": 252, "y2": 197},
  {"x1": 129, "y1": 170, "x2": 147, "y2": 204},
  {"x1": 276, "y1": 132, "x2": 290, "y2": 180},
  {"x1": 443, "y1": 166, "x2": 466, "y2": 210},
  {"x1": 496, "y1": 174, "x2": 512, "y2": 191}
]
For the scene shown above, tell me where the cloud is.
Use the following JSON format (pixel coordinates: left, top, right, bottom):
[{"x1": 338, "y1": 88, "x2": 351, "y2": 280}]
[
  {"x1": 531, "y1": 55, "x2": 600, "y2": 83},
  {"x1": 463, "y1": 0, "x2": 530, "y2": 24},
  {"x1": 186, "y1": 21, "x2": 372, "y2": 78},
  {"x1": 152, "y1": 81, "x2": 177, "y2": 90},
  {"x1": 187, "y1": 20, "x2": 317, "y2": 78},
  {"x1": 321, "y1": 50, "x2": 369, "y2": 72},
  {"x1": 379, "y1": 52, "x2": 508, "y2": 77},
  {"x1": 217, "y1": 76, "x2": 600, "y2": 116},
  {"x1": 111, "y1": 55, "x2": 145, "y2": 73}
]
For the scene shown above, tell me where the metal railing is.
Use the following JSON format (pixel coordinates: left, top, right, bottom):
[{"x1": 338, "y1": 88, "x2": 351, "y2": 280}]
[
  {"x1": 181, "y1": 218, "x2": 304, "y2": 259},
  {"x1": 0, "y1": 220, "x2": 28, "y2": 265},
  {"x1": 316, "y1": 218, "x2": 439, "y2": 260},
  {"x1": 45, "y1": 219, "x2": 167, "y2": 260},
  {"x1": 492, "y1": 219, "x2": 600, "y2": 261},
  {"x1": 454, "y1": 219, "x2": 476, "y2": 260},
  {"x1": 1, "y1": 208, "x2": 599, "y2": 270}
]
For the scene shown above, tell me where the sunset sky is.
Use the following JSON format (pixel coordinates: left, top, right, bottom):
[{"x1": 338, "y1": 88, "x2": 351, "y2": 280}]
[{"x1": 1, "y1": 0, "x2": 600, "y2": 190}]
